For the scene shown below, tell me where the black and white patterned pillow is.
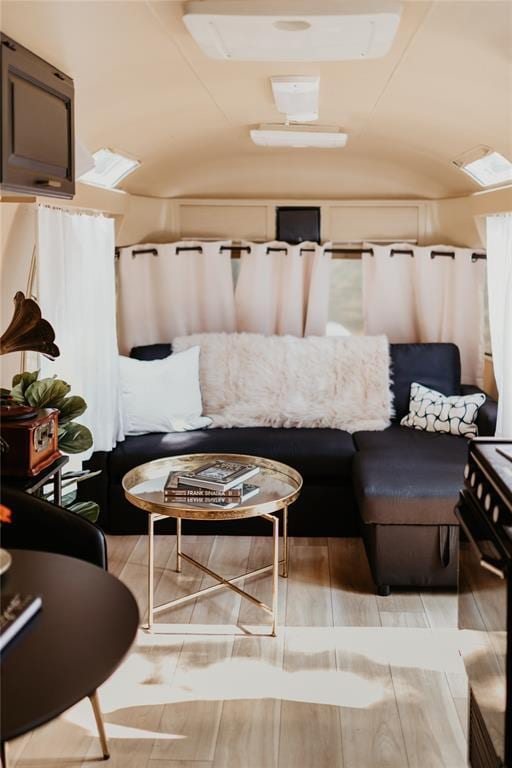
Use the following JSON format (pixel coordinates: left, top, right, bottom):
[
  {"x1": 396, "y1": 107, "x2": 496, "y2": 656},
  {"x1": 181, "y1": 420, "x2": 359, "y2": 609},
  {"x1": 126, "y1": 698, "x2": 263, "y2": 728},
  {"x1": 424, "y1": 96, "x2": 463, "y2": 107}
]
[{"x1": 400, "y1": 382, "x2": 485, "y2": 437}]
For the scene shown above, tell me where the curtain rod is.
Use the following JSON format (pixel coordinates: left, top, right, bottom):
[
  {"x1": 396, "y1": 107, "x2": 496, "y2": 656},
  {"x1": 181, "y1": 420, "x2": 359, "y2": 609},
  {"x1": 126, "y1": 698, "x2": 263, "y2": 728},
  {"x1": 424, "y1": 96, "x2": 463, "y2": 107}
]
[
  {"x1": 37, "y1": 202, "x2": 110, "y2": 218},
  {"x1": 115, "y1": 243, "x2": 487, "y2": 261}
]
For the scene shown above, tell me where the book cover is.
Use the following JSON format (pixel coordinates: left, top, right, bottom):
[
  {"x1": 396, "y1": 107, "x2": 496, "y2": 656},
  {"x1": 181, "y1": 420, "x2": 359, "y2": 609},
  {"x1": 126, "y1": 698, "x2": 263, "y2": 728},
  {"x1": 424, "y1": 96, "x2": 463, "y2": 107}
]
[
  {"x1": 173, "y1": 461, "x2": 260, "y2": 492},
  {"x1": 165, "y1": 483, "x2": 260, "y2": 508},
  {"x1": 0, "y1": 593, "x2": 42, "y2": 651},
  {"x1": 165, "y1": 487, "x2": 243, "y2": 499}
]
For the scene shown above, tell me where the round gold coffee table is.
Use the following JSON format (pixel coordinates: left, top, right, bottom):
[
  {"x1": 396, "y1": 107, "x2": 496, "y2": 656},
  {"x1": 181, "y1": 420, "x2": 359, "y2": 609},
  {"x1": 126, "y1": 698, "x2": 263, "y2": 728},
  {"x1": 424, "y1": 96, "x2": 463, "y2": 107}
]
[{"x1": 122, "y1": 454, "x2": 302, "y2": 636}]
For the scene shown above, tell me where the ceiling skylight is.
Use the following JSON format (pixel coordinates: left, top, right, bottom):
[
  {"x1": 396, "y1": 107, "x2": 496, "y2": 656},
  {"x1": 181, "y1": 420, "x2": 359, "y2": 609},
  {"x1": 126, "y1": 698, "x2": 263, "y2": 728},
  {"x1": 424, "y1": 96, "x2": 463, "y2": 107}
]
[
  {"x1": 78, "y1": 148, "x2": 140, "y2": 189},
  {"x1": 454, "y1": 147, "x2": 512, "y2": 188}
]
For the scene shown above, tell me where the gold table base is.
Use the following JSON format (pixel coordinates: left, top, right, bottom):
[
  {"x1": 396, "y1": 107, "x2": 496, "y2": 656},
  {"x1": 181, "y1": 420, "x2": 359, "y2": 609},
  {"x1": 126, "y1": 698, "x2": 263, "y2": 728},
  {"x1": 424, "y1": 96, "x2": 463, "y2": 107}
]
[{"x1": 147, "y1": 506, "x2": 288, "y2": 636}]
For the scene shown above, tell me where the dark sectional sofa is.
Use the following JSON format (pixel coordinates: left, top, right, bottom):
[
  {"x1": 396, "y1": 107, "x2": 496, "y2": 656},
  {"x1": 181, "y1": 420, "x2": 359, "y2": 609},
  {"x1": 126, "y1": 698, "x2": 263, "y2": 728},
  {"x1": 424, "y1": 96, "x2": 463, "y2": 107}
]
[{"x1": 82, "y1": 342, "x2": 497, "y2": 594}]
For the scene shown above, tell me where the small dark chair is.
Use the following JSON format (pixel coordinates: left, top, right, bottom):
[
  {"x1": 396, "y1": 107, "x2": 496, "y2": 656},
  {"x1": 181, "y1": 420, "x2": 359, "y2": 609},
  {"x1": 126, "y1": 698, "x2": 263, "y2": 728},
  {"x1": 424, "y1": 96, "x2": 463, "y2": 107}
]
[{"x1": 1, "y1": 486, "x2": 107, "y2": 569}]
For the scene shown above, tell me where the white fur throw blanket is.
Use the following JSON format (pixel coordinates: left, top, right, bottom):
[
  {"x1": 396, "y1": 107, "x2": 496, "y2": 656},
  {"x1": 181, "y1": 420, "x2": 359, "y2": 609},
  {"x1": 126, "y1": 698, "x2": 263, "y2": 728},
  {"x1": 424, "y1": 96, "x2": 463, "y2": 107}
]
[{"x1": 173, "y1": 333, "x2": 392, "y2": 432}]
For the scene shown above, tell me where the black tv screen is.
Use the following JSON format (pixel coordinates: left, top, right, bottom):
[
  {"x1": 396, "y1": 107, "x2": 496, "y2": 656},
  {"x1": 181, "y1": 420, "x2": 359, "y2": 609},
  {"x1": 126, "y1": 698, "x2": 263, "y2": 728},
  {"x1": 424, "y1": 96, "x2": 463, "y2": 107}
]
[
  {"x1": 276, "y1": 207, "x2": 321, "y2": 245},
  {"x1": 1, "y1": 33, "x2": 75, "y2": 198}
]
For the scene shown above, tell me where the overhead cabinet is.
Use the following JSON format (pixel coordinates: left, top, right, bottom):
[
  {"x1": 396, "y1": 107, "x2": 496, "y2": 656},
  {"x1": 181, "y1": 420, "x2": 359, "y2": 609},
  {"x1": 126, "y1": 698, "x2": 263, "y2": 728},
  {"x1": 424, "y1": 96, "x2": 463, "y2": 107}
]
[{"x1": 0, "y1": 33, "x2": 75, "y2": 198}]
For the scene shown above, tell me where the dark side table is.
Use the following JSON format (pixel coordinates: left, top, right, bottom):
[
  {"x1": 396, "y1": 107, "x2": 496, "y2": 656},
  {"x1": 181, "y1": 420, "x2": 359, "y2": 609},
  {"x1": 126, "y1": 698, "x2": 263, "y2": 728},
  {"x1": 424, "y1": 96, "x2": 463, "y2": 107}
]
[
  {"x1": 0, "y1": 550, "x2": 139, "y2": 766},
  {"x1": 1, "y1": 455, "x2": 69, "y2": 505}
]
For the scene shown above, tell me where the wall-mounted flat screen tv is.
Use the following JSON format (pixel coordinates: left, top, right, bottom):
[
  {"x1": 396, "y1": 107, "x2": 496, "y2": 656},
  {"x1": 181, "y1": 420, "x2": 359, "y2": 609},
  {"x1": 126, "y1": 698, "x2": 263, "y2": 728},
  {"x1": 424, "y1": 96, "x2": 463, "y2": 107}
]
[
  {"x1": 1, "y1": 33, "x2": 75, "y2": 198},
  {"x1": 276, "y1": 206, "x2": 321, "y2": 245}
]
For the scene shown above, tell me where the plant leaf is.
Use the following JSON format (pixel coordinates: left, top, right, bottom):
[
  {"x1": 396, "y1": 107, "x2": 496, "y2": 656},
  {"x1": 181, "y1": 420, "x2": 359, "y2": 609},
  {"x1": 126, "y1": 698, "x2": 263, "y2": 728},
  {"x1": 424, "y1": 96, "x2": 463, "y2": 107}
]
[
  {"x1": 10, "y1": 370, "x2": 40, "y2": 404},
  {"x1": 10, "y1": 384, "x2": 28, "y2": 405},
  {"x1": 67, "y1": 500, "x2": 99, "y2": 523},
  {"x1": 60, "y1": 490, "x2": 78, "y2": 505},
  {"x1": 61, "y1": 469, "x2": 102, "y2": 485},
  {"x1": 25, "y1": 377, "x2": 71, "y2": 409},
  {"x1": 58, "y1": 422, "x2": 93, "y2": 454},
  {"x1": 57, "y1": 395, "x2": 87, "y2": 424},
  {"x1": 12, "y1": 370, "x2": 39, "y2": 391}
]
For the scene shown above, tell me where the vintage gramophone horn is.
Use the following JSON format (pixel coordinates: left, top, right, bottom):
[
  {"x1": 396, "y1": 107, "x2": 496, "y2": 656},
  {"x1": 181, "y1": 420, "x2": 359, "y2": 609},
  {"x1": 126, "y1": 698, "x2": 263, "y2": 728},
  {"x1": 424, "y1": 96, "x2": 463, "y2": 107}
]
[{"x1": 0, "y1": 292, "x2": 60, "y2": 359}]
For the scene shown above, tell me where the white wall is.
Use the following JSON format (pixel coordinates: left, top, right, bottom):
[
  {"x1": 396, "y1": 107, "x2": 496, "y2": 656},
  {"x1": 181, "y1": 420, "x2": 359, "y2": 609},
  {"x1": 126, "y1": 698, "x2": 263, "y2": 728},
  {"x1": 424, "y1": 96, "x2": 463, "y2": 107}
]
[
  {"x1": 118, "y1": 197, "x2": 430, "y2": 246},
  {"x1": 425, "y1": 186, "x2": 512, "y2": 247}
]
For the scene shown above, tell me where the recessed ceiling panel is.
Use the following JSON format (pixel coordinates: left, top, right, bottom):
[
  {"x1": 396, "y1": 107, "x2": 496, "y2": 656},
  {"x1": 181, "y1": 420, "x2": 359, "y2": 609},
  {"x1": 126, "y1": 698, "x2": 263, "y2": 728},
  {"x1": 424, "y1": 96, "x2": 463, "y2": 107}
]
[{"x1": 183, "y1": 0, "x2": 402, "y2": 61}]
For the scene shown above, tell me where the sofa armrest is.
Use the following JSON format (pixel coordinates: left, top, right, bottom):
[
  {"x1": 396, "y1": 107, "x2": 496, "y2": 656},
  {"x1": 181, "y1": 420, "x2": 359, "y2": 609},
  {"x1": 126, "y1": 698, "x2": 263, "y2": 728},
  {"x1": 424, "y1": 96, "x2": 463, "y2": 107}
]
[{"x1": 461, "y1": 384, "x2": 498, "y2": 436}]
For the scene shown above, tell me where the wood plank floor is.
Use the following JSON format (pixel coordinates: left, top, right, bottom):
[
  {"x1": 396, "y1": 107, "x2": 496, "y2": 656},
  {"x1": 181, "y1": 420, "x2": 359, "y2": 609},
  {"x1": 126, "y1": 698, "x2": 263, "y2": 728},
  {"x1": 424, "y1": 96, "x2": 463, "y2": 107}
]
[{"x1": 10, "y1": 536, "x2": 468, "y2": 768}]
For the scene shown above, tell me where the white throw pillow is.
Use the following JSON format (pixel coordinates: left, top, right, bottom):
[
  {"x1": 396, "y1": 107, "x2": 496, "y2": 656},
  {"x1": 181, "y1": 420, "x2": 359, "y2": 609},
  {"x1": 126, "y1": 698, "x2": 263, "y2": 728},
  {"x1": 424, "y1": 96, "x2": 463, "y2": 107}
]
[
  {"x1": 119, "y1": 347, "x2": 211, "y2": 435},
  {"x1": 400, "y1": 382, "x2": 485, "y2": 437}
]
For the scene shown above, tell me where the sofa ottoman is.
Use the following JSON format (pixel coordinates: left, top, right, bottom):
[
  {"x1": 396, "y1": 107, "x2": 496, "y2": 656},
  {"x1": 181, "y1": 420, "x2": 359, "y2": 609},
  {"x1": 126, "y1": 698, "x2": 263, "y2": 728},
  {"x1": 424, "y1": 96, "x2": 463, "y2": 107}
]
[
  {"x1": 351, "y1": 342, "x2": 497, "y2": 592},
  {"x1": 352, "y1": 426, "x2": 468, "y2": 592}
]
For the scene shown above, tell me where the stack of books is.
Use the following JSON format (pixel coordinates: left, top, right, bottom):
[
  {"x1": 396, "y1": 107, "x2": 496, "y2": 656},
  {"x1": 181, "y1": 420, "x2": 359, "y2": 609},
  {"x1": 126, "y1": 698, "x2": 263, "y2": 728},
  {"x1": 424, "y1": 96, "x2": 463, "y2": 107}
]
[
  {"x1": 1, "y1": 593, "x2": 42, "y2": 651},
  {"x1": 164, "y1": 460, "x2": 260, "y2": 508}
]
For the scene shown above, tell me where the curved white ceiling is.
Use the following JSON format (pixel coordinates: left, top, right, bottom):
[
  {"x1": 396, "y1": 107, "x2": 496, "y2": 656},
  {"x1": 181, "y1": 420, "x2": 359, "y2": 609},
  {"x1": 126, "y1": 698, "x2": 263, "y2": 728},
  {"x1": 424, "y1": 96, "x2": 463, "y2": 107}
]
[{"x1": 2, "y1": 0, "x2": 511, "y2": 199}]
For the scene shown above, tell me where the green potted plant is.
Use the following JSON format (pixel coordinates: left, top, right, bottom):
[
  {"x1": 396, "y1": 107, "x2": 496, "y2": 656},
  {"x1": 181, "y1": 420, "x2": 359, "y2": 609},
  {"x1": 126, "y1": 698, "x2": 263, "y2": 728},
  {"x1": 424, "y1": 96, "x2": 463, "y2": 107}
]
[
  {"x1": 0, "y1": 293, "x2": 100, "y2": 523},
  {"x1": 5, "y1": 371, "x2": 100, "y2": 522}
]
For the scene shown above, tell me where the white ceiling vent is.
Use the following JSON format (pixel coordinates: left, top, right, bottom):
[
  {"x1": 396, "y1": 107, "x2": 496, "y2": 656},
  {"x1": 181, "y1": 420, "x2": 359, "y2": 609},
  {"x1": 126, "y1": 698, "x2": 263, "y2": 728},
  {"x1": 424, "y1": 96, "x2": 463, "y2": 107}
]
[
  {"x1": 250, "y1": 124, "x2": 348, "y2": 149},
  {"x1": 183, "y1": 1, "x2": 402, "y2": 61},
  {"x1": 271, "y1": 76, "x2": 320, "y2": 122}
]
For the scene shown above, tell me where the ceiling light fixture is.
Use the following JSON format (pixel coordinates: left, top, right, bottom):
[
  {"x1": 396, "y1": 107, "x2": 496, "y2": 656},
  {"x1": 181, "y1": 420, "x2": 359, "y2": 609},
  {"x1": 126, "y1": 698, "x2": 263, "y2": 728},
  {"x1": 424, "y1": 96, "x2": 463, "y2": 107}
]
[
  {"x1": 250, "y1": 124, "x2": 348, "y2": 149},
  {"x1": 183, "y1": 1, "x2": 402, "y2": 61},
  {"x1": 271, "y1": 76, "x2": 319, "y2": 123}
]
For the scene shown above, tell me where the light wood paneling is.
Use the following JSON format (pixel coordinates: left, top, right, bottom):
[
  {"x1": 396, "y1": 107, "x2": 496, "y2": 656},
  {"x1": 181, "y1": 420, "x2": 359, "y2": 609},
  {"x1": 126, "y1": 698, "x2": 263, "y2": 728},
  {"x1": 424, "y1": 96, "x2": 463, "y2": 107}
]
[
  {"x1": 421, "y1": 590, "x2": 458, "y2": 629},
  {"x1": 279, "y1": 628, "x2": 344, "y2": 768},
  {"x1": 179, "y1": 204, "x2": 268, "y2": 241},
  {"x1": 329, "y1": 204, "x2": 420, "y2": 243},
  {"x1": 213, "y1": 634, "x2": 284, "y2": 768},
  {"x1": 329, "y1": 538, "x2": 381, "y2": 627},
  {"x1": 285, "y1": 544, "x2": 333, "y2": 627},
  {"x1": 336, "y1": 640, "x2": 408, "y2": 768},
  {"x1": 11, "y1": 536, "x2": 468, "y2": 768},
  {"x1": 150, "y1": 536, "x2": 251, "y2": 763}
]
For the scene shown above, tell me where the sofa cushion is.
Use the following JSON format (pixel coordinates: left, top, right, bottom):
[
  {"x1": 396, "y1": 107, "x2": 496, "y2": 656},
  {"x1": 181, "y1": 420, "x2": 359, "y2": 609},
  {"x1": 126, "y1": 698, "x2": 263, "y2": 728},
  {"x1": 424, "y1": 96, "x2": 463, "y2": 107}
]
[
  {"x1": 129, "y1": 341, "x2": 463, "y2": 426},
  {"x1": 130, "y1": 343, "x2": 172, "y2": 360},
  {"x1": 390, "y1": 343, "x2": 461, "y2": 422},
  {"x1": 400, "y1": 381, "x2": 485, "y2": 437},
  {"x1": 352, "y1": 425, "x2": 467, "y2": 525},
  {"x1": 354, "y1": 422, "x2": 469, "y2": 457},
  {"x1": 110, "y1": 427, "x2": 356, "y2": 485}
]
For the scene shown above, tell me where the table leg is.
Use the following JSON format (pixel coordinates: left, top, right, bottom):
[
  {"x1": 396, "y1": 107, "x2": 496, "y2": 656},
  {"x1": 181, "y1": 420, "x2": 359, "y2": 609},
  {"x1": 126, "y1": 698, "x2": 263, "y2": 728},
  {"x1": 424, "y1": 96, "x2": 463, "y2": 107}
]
[
  {"x1": 54, "y1": 468, "x2": 62, "y2": 507},
  {"x1": 176, "y1": 517, "x2": 182, "y2": 573},
  {"x1": 147, "y1": 513, "x2": 154, "y2": 631},
  {"x1": 282, "y1": 504, "x2": 289, "y2": 578},
  {"x1": 271, "y1": 514, "x2": 279, "y2": 637},
  {"x1": 89, "y1": 690, "x2": 110, "y2": 759}
]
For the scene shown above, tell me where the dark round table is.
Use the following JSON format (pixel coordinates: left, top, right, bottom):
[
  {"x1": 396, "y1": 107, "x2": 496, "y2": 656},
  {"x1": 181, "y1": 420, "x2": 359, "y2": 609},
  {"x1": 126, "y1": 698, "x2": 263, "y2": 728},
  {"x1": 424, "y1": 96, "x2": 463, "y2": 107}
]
[{"x1": 1, "y1": 550, "x2": 139, "y2": 762}]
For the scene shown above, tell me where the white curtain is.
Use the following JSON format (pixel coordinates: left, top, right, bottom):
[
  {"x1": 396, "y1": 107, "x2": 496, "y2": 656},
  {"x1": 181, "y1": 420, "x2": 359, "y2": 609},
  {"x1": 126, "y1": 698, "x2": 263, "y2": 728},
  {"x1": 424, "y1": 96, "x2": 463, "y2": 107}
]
[
  {"x1": 486, "y1": 215, "x2": 512, "y2": 436},
  {"x1": 235, "y1": 241, "x2": 331, "y2": 336},
  {"x1": 363, "y1": 243, "x2": 486, "y2": 385},
  {"x1": 117, "y1": 240, "x2": 236, "y2": 353},
  {"x1": 362, "y1": 243, "x2": 418, "y2": 342},
  {"x1": 37, "y1": 206, "x2": 124, "y2": 454}
]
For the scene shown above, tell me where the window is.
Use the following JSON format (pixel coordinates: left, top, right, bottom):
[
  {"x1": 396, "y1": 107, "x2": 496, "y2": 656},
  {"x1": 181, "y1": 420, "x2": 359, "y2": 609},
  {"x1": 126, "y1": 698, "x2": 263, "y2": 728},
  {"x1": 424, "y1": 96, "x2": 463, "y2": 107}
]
[
  {"x1": 78, "y1": 148, "x2": 139, "y2": 189},
  {"x1": 454, "y1": 146, "x2": 512, "y2": 188},
  {"x1": 231, "y1": 253, "x2": 364, "y2": 336},
  {"x1": 327, "y1": 260, "x2": 364, "y2": 336}
]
